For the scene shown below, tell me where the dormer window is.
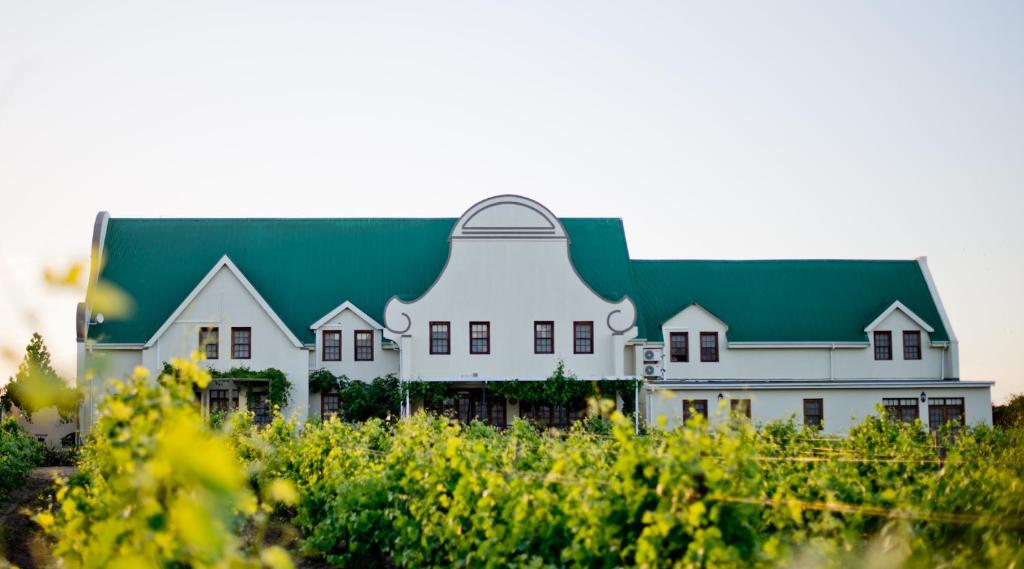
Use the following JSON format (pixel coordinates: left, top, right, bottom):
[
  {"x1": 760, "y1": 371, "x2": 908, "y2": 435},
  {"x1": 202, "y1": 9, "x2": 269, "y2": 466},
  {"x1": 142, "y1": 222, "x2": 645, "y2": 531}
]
[
  {"x1": 874, "y1": 331, "x2": 892, "y2": 360},
  {"x1": 231, "y1": 327, "x2": 251, "y2": 359},
  {"x1": 700, "y1": 332, "x2": 719, "y2": 362},
  {"x1": 903, "y1": 331, "x2": 921, "y2": 360},
  {"x1": 322, "y1": 330, "x2": 341, "y2": 361},
  {"x1": 670, "y1": 332, "x2": 688, "y2": 362},
  {"x1": 354, "y1": 330, "x2": 374, "y2": 361},
  {"x1": 199, "y1": 327, "x2": 219, "y2": 360}
]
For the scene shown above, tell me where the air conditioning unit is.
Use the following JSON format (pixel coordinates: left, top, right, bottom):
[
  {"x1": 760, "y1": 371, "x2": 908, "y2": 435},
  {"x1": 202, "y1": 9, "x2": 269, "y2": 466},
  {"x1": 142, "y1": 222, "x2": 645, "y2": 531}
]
[
  {"x1": 643, "y1": 364, "x2": 660, "y2": 377},
  {"x1": 643, "y1": 348, "x2": 662, "y2": 363}
]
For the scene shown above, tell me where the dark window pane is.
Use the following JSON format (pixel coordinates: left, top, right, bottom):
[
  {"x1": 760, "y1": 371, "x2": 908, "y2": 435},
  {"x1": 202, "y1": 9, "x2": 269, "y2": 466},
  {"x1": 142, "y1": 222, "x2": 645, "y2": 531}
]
[
  {"x1": 430, "y1": 322, "x2": 450, "y2": 354},
  {"x1": 903, "y1": 331, "x2": 921, "y2": 360},
  {"x1": 534, "y1": 321, "x2": 554, "y2": 354},
  {"x1": 470, "y1": 322, "x2": 490, "y2": 354},
  {"x1": 232, "y1": 328, "x2": 251, "y2": 359},
  {"x1": 200, "y1": 327, "x2": 219, "y2": 360},
  {"x1": 700, "y1": 333, "x2": 719, "y2": 362},
  {"x1": 574, "y1": 322, "x2": 593, "y2": 354},
  {"x1": 874, "y1": 331, "x2": 892, "y2": 360},
  {"x1": 322, "y1": 331, "x2": 341, "y2": 361},
  {"x1": 355, "y1": 330, "x2": 374, "y2": 361},
  {"x1": 670, "y1": 332, "x2": 688, "y2": 362}
]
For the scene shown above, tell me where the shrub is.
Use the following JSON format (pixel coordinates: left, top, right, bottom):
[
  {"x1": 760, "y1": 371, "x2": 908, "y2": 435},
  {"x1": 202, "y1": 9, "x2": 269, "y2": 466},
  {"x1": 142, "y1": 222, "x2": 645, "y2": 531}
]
[
  {"x1": 0, "y1": 418, "x2": 43, "y2": 498},
  {"x1": 247, "y1": 409, "x2": 1024, "y2": 568},
  {"x1": 37, "y1": 359, "x2": 293, "y2": 569}
]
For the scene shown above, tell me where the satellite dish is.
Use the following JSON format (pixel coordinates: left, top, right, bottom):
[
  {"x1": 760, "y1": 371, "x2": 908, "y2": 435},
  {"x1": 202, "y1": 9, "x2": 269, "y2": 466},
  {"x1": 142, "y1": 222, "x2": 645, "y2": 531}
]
[{"x1": 95, "y1": 313, "x2": 105, "y2": 324}]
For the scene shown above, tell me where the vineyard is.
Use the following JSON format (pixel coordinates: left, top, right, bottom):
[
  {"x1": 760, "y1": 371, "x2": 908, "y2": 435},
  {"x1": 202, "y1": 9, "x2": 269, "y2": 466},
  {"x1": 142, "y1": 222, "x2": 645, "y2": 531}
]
[{"x1": 33, "y1": 361, "x2": 1024, "y2": 568}]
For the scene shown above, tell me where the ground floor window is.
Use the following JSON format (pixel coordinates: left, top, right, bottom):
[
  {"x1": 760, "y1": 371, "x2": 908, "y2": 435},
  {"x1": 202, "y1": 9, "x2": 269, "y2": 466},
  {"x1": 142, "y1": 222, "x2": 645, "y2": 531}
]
[
  {"x1": 520, "y1": 400, "x2": 586, "y2": 428},
  {"x1": 209, "y1": 388, "x2": 239, "y2": 414},
  {"x1": 883, "y1": 398, "x2": 920, "y2": 423},
  {"x1": 425, "y1": 388, "x2": 508, "y2": 428},
  {"x1": 928, "y1": 397, "x2": 964, "y2": 430},
  {"x1": 682, "y1": 399, "x2": 708, "y2": 422},
  {"x1": 321, "y1": 391, "x2": 340, "y2": 419},
  {"x1": 249, "y1": 391, "x2": 271, "y2": 426},
  {"x1": 730, "y1": 398, "x2": 751, "y2": 419},
  {"x1": 803, "y1": 398, "x2": 823, "y2": 429}
]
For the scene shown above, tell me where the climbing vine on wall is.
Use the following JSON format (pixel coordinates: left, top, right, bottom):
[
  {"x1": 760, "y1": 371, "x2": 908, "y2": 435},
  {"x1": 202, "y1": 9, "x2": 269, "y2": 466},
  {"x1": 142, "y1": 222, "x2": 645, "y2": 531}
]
[{"x1": 164, "y1": 362, "x2": 292, "y2": 408}]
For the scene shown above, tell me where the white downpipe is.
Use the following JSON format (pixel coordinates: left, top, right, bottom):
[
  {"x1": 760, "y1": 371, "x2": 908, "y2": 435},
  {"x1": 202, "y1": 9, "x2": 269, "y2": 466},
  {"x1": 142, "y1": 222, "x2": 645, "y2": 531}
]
[
  {"x1": 828, "y1": 344, "x2": 835, "y2": 381},
  {"x1": 634, "y1": 382, "x2": 639, "y2": 434},
  {"x1": 940, "y1": 344, "x2": 947, "y2": 381}
]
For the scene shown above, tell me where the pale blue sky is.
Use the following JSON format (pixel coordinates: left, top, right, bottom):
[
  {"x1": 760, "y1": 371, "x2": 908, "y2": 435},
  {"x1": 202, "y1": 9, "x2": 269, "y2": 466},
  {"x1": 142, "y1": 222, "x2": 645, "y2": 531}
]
[{"x1": 0, "y1": 1, "x2": 1021, "y2": 400}]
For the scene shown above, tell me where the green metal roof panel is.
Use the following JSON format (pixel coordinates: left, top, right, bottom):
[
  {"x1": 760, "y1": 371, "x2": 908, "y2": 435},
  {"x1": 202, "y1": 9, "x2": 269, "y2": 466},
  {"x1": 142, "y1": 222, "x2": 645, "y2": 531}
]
[
  {"x1": 88, "y1": 217, "x2": 636, "y2": 344},
  {"x1": 629, "y1": 259, "x2": 949, "y2": 343}
]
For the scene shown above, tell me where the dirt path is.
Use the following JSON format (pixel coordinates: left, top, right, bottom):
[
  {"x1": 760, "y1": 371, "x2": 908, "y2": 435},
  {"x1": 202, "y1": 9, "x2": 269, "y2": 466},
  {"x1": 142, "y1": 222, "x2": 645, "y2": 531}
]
[{"x1": 0, "y1": 467, "x2": 75, "y2": 569}]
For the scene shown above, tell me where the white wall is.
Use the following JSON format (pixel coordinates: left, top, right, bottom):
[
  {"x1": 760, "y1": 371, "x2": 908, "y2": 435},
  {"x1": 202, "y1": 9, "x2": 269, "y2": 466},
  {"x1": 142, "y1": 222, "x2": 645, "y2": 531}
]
[
  {"x1": 138, "y1": 265, "x2": 310, "y2": 421},
  {"x1": 661, "y1": 304, "x2": 952, "y2": 381},
  {"x1": 81, "y1": 347, "x2": 143, "y2": 433},
  {"x1": 648, "y1": 385, "x2": 992, "y2": 434},
  {"x1": 312, "y1": 308, "x2": 398, "y2": 380},
  {"x1": 384, "y1": 196, "x2": 636, "y2": 381}
]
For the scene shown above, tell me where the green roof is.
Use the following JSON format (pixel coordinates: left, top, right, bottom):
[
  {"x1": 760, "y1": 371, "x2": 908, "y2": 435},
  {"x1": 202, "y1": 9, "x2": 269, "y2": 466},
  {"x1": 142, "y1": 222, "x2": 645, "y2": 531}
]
[
  {"x1": 629, "y1": 259, "x2": 948, "y2": 343},
  {"x1": 88, "y1": 217, "x2": 948, "y2": 345},
  {"x1": 89, "y1": 217, "x2": 635, "y2": 344}
]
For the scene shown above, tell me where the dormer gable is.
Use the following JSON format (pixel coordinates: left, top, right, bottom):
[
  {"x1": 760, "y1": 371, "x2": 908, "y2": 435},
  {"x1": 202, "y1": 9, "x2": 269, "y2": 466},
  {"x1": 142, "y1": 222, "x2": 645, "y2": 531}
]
[
  {"x1": 310, "y1": 300, "x2": 385, "y2": 331},
  {"x1": 864, "y1": 301, "x2": 935, "y2": 335}
]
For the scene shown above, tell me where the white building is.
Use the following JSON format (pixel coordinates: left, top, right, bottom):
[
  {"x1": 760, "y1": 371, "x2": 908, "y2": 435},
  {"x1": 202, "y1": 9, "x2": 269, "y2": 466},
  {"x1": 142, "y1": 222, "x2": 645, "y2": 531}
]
[{"x1": 77, "y1": 195, "x2": 992, "y2": 434}]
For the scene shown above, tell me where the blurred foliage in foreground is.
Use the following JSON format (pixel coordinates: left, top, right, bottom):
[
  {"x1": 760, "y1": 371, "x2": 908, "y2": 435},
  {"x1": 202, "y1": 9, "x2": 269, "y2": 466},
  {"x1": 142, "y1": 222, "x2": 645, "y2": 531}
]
[
  {"x1": 37, "y1": 358, "x2": 294, "y2": 569},
  {"x1": 0, "y1": 417, "x2": 43, "y2": 499},
  {"x1": 235, "y1": 405, "x2": 1023, "y2": 569},
  {"x1": 1, "y1": 333, "x2": 80, "y2": 422}
]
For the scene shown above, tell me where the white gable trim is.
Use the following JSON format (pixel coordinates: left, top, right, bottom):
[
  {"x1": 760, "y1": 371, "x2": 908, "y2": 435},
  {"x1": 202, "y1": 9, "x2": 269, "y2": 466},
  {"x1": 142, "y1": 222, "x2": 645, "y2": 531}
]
[
  {"x1": 864, "y1": 301, "x2": 935, "y2": 334},
  {"x1": 143, "y1": 255, "x2": 303, "y2": 349},
  {"x1": 310, "y1": 300, "x2": 385, "y2": 331},
  {"x1": 662, "y1": 302, "x2": 730, "y2": 332}
]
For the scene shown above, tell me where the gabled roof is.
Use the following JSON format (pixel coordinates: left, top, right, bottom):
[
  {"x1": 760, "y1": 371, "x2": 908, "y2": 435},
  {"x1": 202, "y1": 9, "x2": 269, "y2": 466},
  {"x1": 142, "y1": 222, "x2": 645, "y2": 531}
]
[
  {"x1": 864, "y1": 300, "x2": 935, "y2": 334},
  {"x1": 144, "y1": 255, "x2": 303, "y2": 348},
  {"x1": 629, "y1": 259, "x2": 950, "y2": 343},
  {"x1": 88, "y1": 217, "x2": 635, "y2": 345},
  {"x1": 310, "y1": 300, "x2": 385, "y2": 331}
]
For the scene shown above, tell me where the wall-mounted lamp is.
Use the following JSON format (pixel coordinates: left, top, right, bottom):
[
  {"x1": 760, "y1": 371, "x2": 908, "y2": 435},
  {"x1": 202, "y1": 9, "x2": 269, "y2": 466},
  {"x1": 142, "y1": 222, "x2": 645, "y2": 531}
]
[
  {"x1": 88, "y1": 313, "x2": 105, "y2": 326},
  {"x1": 717, "y1": 393, "x2": 724, "y2": 402},
  {"x1": 920, "y1": 391, "x2": 927, "y2": 403}
]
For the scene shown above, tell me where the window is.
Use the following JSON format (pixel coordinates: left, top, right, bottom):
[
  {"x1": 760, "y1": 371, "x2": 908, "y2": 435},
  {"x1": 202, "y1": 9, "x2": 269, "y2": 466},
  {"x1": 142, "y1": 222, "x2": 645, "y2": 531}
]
[
  {"x1": 670, "y1": 332, "x2": 689, "y2": 362},
  {"x1": 231, "y1": 327, "x2": 251, "y2": 359},
  {"x1": 928, "y1": 397, "x2": 965, "y2": 431},
  {"x1": 322, "y1": 330, "x2": 341, "y2": 361},
  {"x1": 354, "y1": 330, "x2": 374, "y2": 361},
  {"x1": 683, "y1": 399, "x2": 707, "y2": 422},
  {"x1": 521, "y1": 401, "x2": 586, "y2": 428},
  {"x1": 199, "y1": 327, "x2": 219, "y2": 360},
  {"x1": 700, "y1": 332, "x2": 719, "y2": 362},
  {"x1": 534, "y1": 321, "x2": 554, "y2": 354},
  {"x1": 430, "y1": 322, "x2": 450, "y2": 355},
  {"x1": 874, "y1": 331, "x2": 892, "y2": 360},
  {"x1": 209, "y1": 388, "x2": 239, "y2": 414},
  {"x1": 470, "y1": 322, "x2": 490, "y2": 354},
  {"x1": 903, "y1": 331, "x2": 921, "y2": 360},
  {"x1": 730, "y1": 398, "x2": 751, "y2": 418},
  {"x1": 250, "y1": 392, "x2": 270, "y2": 426},
  {"x1": 803, "y1": 398, "x2": 823, "y2": 429},
  {"x1": 883, "y1": 398, "x2": 920, "y2": 423},
  {"x1": 574, "y1": 321, "x2": 594, "y2": 354},
  {"x1": 321, "y1": 391, "x2": 340, "y2": 419}
]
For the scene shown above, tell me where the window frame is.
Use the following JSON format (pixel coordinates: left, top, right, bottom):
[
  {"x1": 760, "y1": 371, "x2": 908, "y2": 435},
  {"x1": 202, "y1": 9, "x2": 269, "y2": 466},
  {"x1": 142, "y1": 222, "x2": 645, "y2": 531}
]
[
  {"x1": 883, "y1": 398, "x2": 920, "y2": 423},
  {"x1": 669, "y1": 331, "x2": 689, "y2": 362},
  {"x1": 730, "y1": 398, "x2": 751, "y2": 418},
  {"x1": 321, "y1": 391, "x2": 340, "y2": 419},
  {"x1": 199, "y1": 326, "x2": 219, "y2": 360},
  {"x1": 429, "y1": 321, "x2": 451, "y2": 355},
  {"x1": 354, "y1": 329, "x2": 374, "y2": 361},
  {"x1": 231, "y1": 327, "x2": 251, "y2": 360},
  {"x1": 534, "y1": 321, "x2": 554, "y2": 354},
  {"x1": 903, "y1": 330, "x2": 921, "y2": 360},
  {"x1": 803, "y1": 398, "x2": 824, "y2": 429},
  {"x1": 874, "y1": 331, "x2": 892, "y2": 361},
  {"x1": 928, "y1": 397, "x2": 965, "y2": 431},
  {"x1": 469, "y1": 321, "x2": 491, "y2": 355},
  {"x1": 322, "y1": 330, "x2": 342, "y2": 362},
  {"x1": 700, "y1": 332, "x2": 719, "y2": 362},
  {"x1": 682, "y1": 399, "x2": 708, "y2": 422},
  {"x1": 573, "y1": 321, "x2": 594, "y2": 354}
]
